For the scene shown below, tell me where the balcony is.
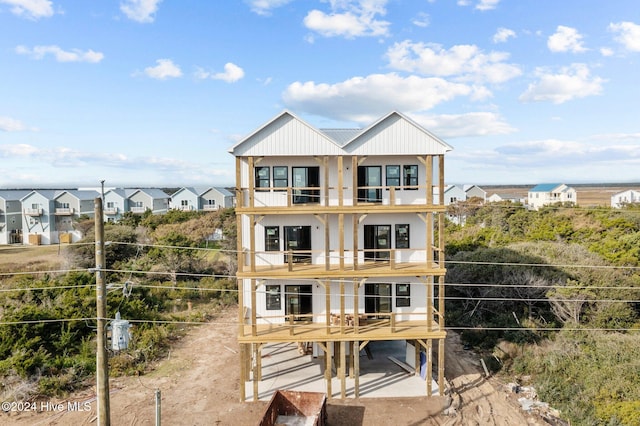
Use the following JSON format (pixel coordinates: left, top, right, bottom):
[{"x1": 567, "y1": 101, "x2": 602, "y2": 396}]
[
  {"x1": 239, "y1": 248, "x2": 444, "y2": 279},
  {"x1": 238, "y1": 184, "x2": 444, "y2": 213},
  {"x1": 238, "y1": 311, "x2": 444, "y2": 343},
  {"x1": 24, "y1": 208, "x2": 43, "y2": 216},
  {"x1": 203, "y1": 204, "x2": 218, "y2": 211},
  {"x1": 55, "y1": 207, "x2": 75, "y2": 215},
  {"x1": 130, "y1": 206, "x2": 147, "y2": 214},
  {"x1": 104, "y1": 207, "x2": 119, "y2": 215}
]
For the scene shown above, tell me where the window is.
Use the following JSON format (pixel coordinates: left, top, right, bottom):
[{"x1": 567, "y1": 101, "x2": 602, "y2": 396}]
[
  {"x1": 396, "y1": 283, "x2": 410, "y2": 307},
  {"x1": 265, "y1": 226, "x2": 280, "y2": 252},
  {"x1": 385, "y1": 165, "x2": 400, "y2": 189},
  {"x1": 255, "y1": 166, "x2": 270, "y2": 191},
  {"x1": 284, "y1": 226, "x2": 312, "y2": 263},
  {"x1": 365, "y1": 283, "x2": 391, "y2": 314},
  {"x1": 395, "y1": 224, "x2": 409, "y2": 249},
  {"x1": 207, "y1": 199, "x2": 216, "y2": 207},
  {"x1": 357, "y1": 166, "x2": 382, "y2": 203},
  {"x1": 266, "y1": 285, "x2": 281, "y2": 310},
  {"x1": 181, "y1": 200, "x2": 189, "y2": 207},
  {"x1": 273, "y1": 166, "x2": 288, "y2": 191},
  {"x1": 364, "y1": 225, "x2": 391, "y2": 260},
  {"x1": 106, "y1": 201, "x2": 115, "y2": 209},
  {"x1": 403, "y1": 165, "x2": 418, "y2": 190},
  {"x1": 292, "y1": 167, "x2": 320, "y2": 204}
]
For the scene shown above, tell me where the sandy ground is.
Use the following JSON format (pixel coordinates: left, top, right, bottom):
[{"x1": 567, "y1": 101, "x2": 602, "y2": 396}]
[{"x1": 1, "y1": 305, "x2": 548, "y2": 426}]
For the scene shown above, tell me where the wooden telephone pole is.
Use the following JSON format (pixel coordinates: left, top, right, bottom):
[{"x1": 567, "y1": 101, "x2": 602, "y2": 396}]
[{"x1": 95, "y1": 197, "x2": 111, "y2": 425}]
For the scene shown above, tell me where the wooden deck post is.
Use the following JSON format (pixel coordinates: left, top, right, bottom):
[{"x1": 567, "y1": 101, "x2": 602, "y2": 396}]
[{"x1": 353, "y1": 340, "x2": 360, "y2": 398}]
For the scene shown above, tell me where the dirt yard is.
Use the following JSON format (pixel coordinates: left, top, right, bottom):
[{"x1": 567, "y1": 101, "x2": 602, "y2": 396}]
[{"x1": 2, "y1": 305, "x2": 547, "y2": 426}]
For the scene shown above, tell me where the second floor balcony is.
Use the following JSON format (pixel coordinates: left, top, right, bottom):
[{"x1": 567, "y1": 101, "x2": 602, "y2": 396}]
[
  {"x1": 55, "y1": 207, "x2": 75, "y2": 215},
  {"x1": 24, "y1": 208, "x2": 43, "y2": 216}
]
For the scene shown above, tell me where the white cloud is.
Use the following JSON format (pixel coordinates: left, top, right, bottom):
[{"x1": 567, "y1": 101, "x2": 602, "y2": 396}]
[
  {"x1": 195, "y1": 63, "x2": 245, "y2": 83},
  {"x1": 120, "y1": 0, "x2": 162, "y2": 23},
  {"x1": 456, "y1": 0, "x2": 499, "y2": 11},
  {"x1": 476, "y1": 0, "x2": 500, "y2": 11},
  {"x1": 0, "y1": 117, "x2": 27, "y2": 132},
  {"x1": 0, "y1": 0, "x2": 53, "y2": 20},
  {"x1": 411, "y1": 112, "x2": 516, "y2": 138},
  {"x1": 214, "y1": 63, "x2": 245, "y2": 82},
  {"x1": 609, "y1": 21, "x2": 640, "y2": 52},
  {"x1": 519, "y1": 64, "x2": 605, "y2": 104},
  {"x1": 15, "y1": 45, "x2": 104, "y2": 63},
  {"x1": 386, "y1": 41, "x2": 521, "y2": 84},
  {"x1": 492, "y1": 27, "x2": 515, "y2": 43},
  {"x1": 303, "y1": 0, "x2": 390, "y2": 39},
  {"x1": 246, "y1": 0, "x2": 293, "y2": 16},
  {"x1": 143, "y1": 59, "x2": 182, "y2": 80},
  {"x1": 282, "y1": 73, "x2": 471, "y2": 122},
  {"x1": 600, "y1": 47, "x2": 614, "y2": 57},
  {"x1": 547, "y1": 25, "x2": 587, "y2": 53},
  {"x1": 411, "y1": 12, "x2": 429, "y2": 28}
]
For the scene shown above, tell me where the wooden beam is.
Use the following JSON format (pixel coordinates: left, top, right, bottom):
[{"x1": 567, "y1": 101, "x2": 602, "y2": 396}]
[
  {"x1": 339, "y1": 214, "x2": 344, "y2": 269},
  {"x1": 340, "y1": 280, "x2": 345, "y2": 335},
  {"x1": 252, "y1": 344, "x2": 259, "y2": 401},
  {"x1": 323, "y1": 156, "x2": 329, "y2": 206},
  {"x1": 354, "y1": 340, "x2": 360, "y2": 398},
  {"x1": 438, "y1": 337, "x2": 445, "y2": 396},
  {"x1": 235, "y1": 156, "x2": 242, "y2": 209},
  {"x1": 249, "y1": 214, "x2": 256, "y2": 273},
  {"x1": 325, "y1": 280, "x2": 331, "y2": 335},
  {"x1": 353, "y1": 214, "x2": 359, "y2": 270},
  {"x1": 248, "y1": 156, "x2": 255, "y2": 209},
  {"x1": 427, "y1": 339, "x2": 433, "y2": 396},
  {"x1": 338, "y1": 156, "x2": 344, "y2": 207},
  {"x1": 250, "y1": 279, "x2": 257, "y2": 336},
  {"x1": 325, "y1": 341, "x2": 332, "y2": 397},
  {"x1": 325, "y1": 213, "x2": 330, "y2": 271},
  {"x1": 340, "y1": 340, "x2": 346, "y2": 399},
  {"x1": 239, "y1": 343, "x2": 246, "y2": 402},
  {"x1": 353, "y1": 279, "x2": 359, "y2": 334},
  {"x1": 426, "y1": 155, "x2": 433, "y2": 206},
  {"x1": 237, "y1": 278, "x2": 244, "y2": 337}
]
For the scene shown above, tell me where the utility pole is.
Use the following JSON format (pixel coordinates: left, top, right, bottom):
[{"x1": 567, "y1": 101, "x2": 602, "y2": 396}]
[{"x1": 95, "y1": 197, "x2": 111, "y2": 425}]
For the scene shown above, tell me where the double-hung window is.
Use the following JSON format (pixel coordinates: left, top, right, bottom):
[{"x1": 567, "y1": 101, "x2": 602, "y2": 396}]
[
  {"x1": 273, "y1": 166, "x2": 288, "y2": 191},
  {"x1": 395, "y1": 224, "x2": 410, "y2": 249},
  {"x1": 255, "y1": 166, "x2": 270, "y2": 191},
  {"x1": 265, "y1": 285, "x2": 281, "y2": 310},
  {"x1": 396, "y1": 283, "x2": 410, "y2": 307},
  {"x1": 386, "y1": 165, "x2": 400, "y2": 190},
  {"x1": 403, "y1": 165, "x2": 418, "y2": 190},
  {"x1": 265, "y1": 226, "x2": 280, "y2": 252}
]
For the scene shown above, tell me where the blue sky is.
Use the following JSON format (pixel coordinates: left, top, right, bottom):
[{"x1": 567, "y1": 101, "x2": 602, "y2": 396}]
[{"x1": 1, "y1": 0, "x2": 639, "y2": 188}]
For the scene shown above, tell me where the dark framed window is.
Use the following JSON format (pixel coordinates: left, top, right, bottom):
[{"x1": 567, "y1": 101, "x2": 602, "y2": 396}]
[
  {"x1": 403, "y1": 165, "x2": 418, "y2": 190},
  {"x1": 265, "y1": 226, "x2": 280, "y2": 251},
  {"x1": 395, "y1": 224, "x2": 410, "y2": 249},
  {"x1": 255, "y1": 166, "x2": 270, "y2": 191},
  {"x1": 365, "y1": 283, "x2": 392, "y2": 314},
  {"x1": 292, "y1": 167, "x2": 320, "y2": 204},
  {"x1": 364, "y1": 224, "x2": 391, "y2": 261},
  {"x1": 357, "y1": 166, "x2": 382, "y2": 203},
  {"x1": 284, "y1": 226, "x2": 312, "y2": 263},
  {"x1": 396, "y1": 283, "x2": 410, "y2": 307},
  {"x1": 266, "y1": 285, "x2": 281, "y2": 310},
  {"x1": 273, "y1": 166, "x2": 288, "y2": 191},
  {"x1": 385, "y1": 165, "x2": 400, "y2": 189}
]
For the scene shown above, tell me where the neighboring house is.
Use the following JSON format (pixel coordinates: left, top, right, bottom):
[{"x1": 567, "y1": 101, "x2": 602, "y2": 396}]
[
  {"x1": 103, "y1": 188, "x2": 170, "y2": 222},
  {"x1": 443, "y1": 185, "x2": 466, "y2": 205},
  {"x1": 53, "y1": 190, "x2": 100, "y2": 243},
  {"x1": 464, "y1": 185, "x2": 486, "y2": 201},
  {"x1": 103, "y1": 188, "x2": 130, "y2": 223},
  {"x1": 527, "y1": 183, "x2": 577, "y2": 210},
  {"x1": 488, "y1": 193, "x2": 524, "y2": 203},
  {"x1": 229, "y1": 110, "x2": 451, "y2": 400},
  {"x1": 170, "y1": 187, "x2": 235, "y2": 211},
  {"x1": 611, "y1": 189, "x2": 640, "y2": 208},
  {"x1": 0, "y1": 190, "x2": 30, "y2": 244},
  {"x1": 21, "y1": 189, "x2": 99, "y2": 245},
  {"x1": 128, "y1": 188, "x2": 170, "y2": 215}
]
